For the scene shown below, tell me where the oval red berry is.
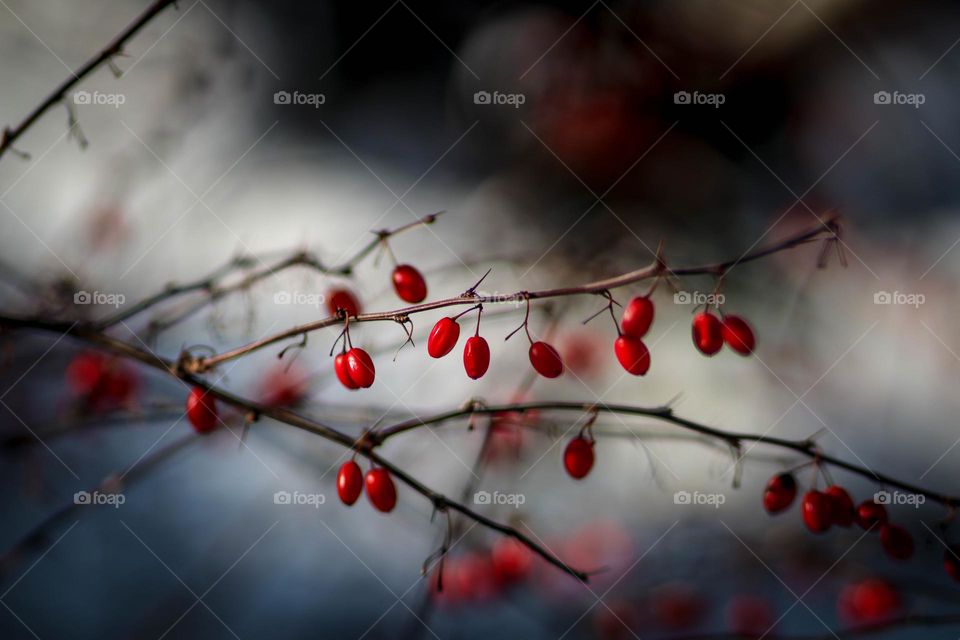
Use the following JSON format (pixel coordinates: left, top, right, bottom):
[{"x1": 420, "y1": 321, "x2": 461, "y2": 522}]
[
  {"x1": 802, "y1": 490, "x2": 832, "y2": 533},
  {"x1": 621, "y1": 296, "x2": 654, "y2": 337},
  {"x1": 855, "y1": 500, "x2": 888, "y2": 530},
  {"x1": 186, "y1": 387, "x2": 218, "y2": 433},
  {"x1": 762, "y1": 473, "x2": 797, "y2": 514},
  {"x1": 334, "y1": 352, "x2": 359, "y2": 390},
  {"x1": 327, "y1": 288, "x2": 361, "y2": 317},
  {"x1": 365, "y1": 467, "x2": 397, "y2": 512},
  {"x1": 463, "y1": 336, "x2": 490, "y2": 379},
  {"x1": 563, "y1": 436, "x2": 594, "y2": 479},
  {"x1": 427, "y1": 317, "x2": 460, "y2": 358},
  {"x1": 337, "y1": 461, "x2": 364, "y2": 505},
  {"x1": 346, "y1": 348, "x2": 375, "y2": 388},
  {"x1": 614, "y1": 335, "x2": 650, "y2": 376},
  {"x1": 825, "y1": 485, "x2": 855, "y2": 528},
  {"x1": 722, "y1": 315, "x2": 755, "y2": 355},
  {"x1": 692, "y1": 312, "x2": 723, "y2": 356},
  {"x1": 879, "y1": 524, "x2": 914, "y2": 560},
  {"x1": 529, "y1": 341, "x2": 563, "y2": 378},
  {"x1": 392, "y1": 264, "x2": 427, "y2": 303}
]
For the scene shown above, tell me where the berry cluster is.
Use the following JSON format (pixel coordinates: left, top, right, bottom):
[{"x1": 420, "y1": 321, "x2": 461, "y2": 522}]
[
  {"x1": 66, "y1": 351, "x2": 138, "y2": 412},
  {"x1": 692, "y1": 310, "x2": 755, "y2": 357},
  {"x1": 432, "y1": 538, "x2": 534, "y2": 605},
  {"x1": 337, "y1": 460, "x2": 397, "y2": 512}
]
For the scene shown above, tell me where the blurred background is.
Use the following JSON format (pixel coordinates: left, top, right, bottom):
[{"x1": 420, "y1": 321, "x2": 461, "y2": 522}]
[{"x1": 2, "y1": 0, "x2": 960, "y2": 637}]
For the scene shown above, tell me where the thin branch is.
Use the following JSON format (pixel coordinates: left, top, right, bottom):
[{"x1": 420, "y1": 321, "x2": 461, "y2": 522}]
[
  {"x1": 189, "y1": 213, "x2": 840, "y2": 373},
  {"x1": 0, "y1": 0, "x2": 179, "y2": 160}
]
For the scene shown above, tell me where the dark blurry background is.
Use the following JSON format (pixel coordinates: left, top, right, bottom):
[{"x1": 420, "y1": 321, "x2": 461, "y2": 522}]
[{"x1": 2, "y1": 1, "x2": 960, "y2": 638}]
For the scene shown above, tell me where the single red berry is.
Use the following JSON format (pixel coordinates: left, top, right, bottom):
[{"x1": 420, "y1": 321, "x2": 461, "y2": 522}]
[
  {"x1": 337, "y1": 461, "x2": 364, "y2": 505},
  {"x1": 463, "y1": 336, "x2": 490, "y2": 379},
  {"x1": 726, "y1": 595, "x2": 774, "y2": 636},
  {"x1": 802, "y1": 490, "x2": 832, "y2": 533},
  {"x1": 186, "y1": 387, "x2": 218, "y2": 433},
  {"x1": 392, "y1": 264, "x2": 427, "y2": 303},
  {"x1": 825, "y1": 485, "x2": 855, "y2": 528},
  {"x1": 762, "y1": 472, "x2": 797, "y2": 514},
  {"x1": 944, "y1": 546, "x2": 960, "y2": 581},
  {"x1": 66, "y1": 351, "x2": 106, "y2": 395},
  {"x1": 621, "y1": 296, "x2": 654, "y2": 337},
  {"x1": 838, "y1": 579, "x2": 899, "y2": 624},
  {"x1": 614, "y1": 335, "x2": 650, "y2": 376},
  {"x1": 692, "y1": 312, "x2": 723, "y2": 356},
  {"x1": 365, "y1": 467, "x2": 397, "y2": 513},
  {"x1": 334, "y1": 352, "x2": 359, "y2": 390},
  {"x1": 327, "y1": 288, "x2": 361, "y2": 317},
  {"x1": 879, "y1": 524, "x2": 914, "y2": 560},
  {"x1": 855, "y1": 500, "x2": 888, "y2": 531},
  {"x1": 428, "y1": 317, "x2": 461, "y2": 358},
  {"x1": 490, "y1": 538, "x2": 533, "y2": 586},
  {"x1": 260, "y1": 363, "x2": 307, "y2": 407},
  {"x1": 563, "y1": 436, "x2": 594, "y2": 479},
  {"x1": 721, "y1": 315, "x2": 756, "y2": 356},
  {"x1": 345, "y1": 348, "x2": 375, "y2": 388},
  {"x1": 529, "y1": 341, "x2": 563, "y2": 378}
]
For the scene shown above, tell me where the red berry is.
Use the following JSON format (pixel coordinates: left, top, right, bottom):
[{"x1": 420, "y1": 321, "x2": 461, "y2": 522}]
[
  {"x1": 327, "y1": 288, "x2": 361, "y2": 317},
  {"x1": 260, "y1": 363, "x2": 307, "y2": 407},
  {"x1": 838, "y1": 579, "x2": 899, "y2": 624},
  {"x1": 345, "y1": 348, "x2": 375, "y2": 388},
  {"x1": 825, "y1": 485, "x2": 855, "y2": 528},
  {"x1": 529, "y1": 341, "x2": 563, "y2": 378},
  {"x1": 879, "y1": 524, "x2": 914, "y2": 560},
  {"x1": 802, "y1": 490, "x2": 832, "y2": 533},
  {"x1": 692, "y1": 312, "x2": 723, "y2": 356},
  {"x1": 66, "y1": 351, "x2": 105, "y2": 395},
  {"x1": 855, "y1": 500, "x2": 888, "y2": 530},
  {"x1": 563, "y1": 436, "x2": 594, "y2": 479},
  {"x1": 186, "y1": 387, "x2": 218, "y2": 433},
  {"x1": 337, "y1": 461, "x2": 363, "y2": 505},
  {"x1": 613, "y1": 335, "x2": 650, "y2": 376},
  {"x1": 427, "y1": 317, "x2": 460, "y2": 358},
  {"x1": 365, "y1": 467, "x2": 397, "y2": 512},
  {"x1": 726, "y1": 595, "x2": 774, "y2": 636},
  {"x1": 463, "y1": 336, "x2": 490, "y2": 379},
  {"x1": 621, "y1": 296, "x2": 654, "y2": 337},
  {"x1": 944, "y1": 546, "x2": 960, "y2": 581},
  {"x1": 392, "y1": 264, "x2": 427, "y2": 303},
  {"x1": 721, "y1": 315, "x2": 755, "y2": 356},
  {"x1": 762, "y1": 472, "x2": 797, "y2": 514},
  {"x1": 490, "y1": 538, "x2": 533, "y2": 586},
  {"x1": 334, "y1": 352, "x2": 359, "y2": 390}
]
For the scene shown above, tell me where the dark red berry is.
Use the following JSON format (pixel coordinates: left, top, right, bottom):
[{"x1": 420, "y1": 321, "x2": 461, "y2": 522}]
[
  {"x1": 345, "y1": 348, "x2": 375, "y2": 388},
  {"x1": 392, "y1": 264, "x2": 427, "y2": 303},
  {"x1": 66, "y1": 351, "x2": 106, "y2": 395},
  {"x1": 826, "y1": 486, "x2": 855, "y2": 528},
  {"x1": 428, "y1": 317, "x2": 460, "y2": 358},
  {"x1": 365, "y1": 467, "x2": 397, "y2": 512},
  {"x1": 614, "y1": 335, "x2": 650, "y2": 376},
  {"x1": 327, "y1": 288, "x2": 361, "y2": 317},
  {"x1": 879, "y1": 524, "x2": 914, "y2": 560},
  {"x1": 721, "y1": 315, "x2": 755, "y2": 356},
  {"x1": 337, "y1": 461, "x2": 363, "y2": 505},
  {"x1": 490, "y1": 538, "x2": 533, "y2": 586},
  {"x1": 692, "y1": 312, "x2": 723, "y2": 356},
  {"x1": 726, "y1": 595, "x2": 774, "y2": 636},
  {"x1": 621, "y1": 296, "x2": 654, "y2": 337},
  {"x1": 762, "y1": 473, "x2": 797, "y2": 514},
  {"x1": 529, "y1": 341, "x2": 563, "y2": 378},
  {"x1": 855, "y1": 500, "x2": 888, "y2": 530},
  {"x1": 944, "y1": 546, "x2": 960, "y2": 581},
  {"x1": 186, "y1": 387, "x2": 218, "y2": 433},
  {"x1": 563, "y1": 436, "x2": 594, "y2": 479},
  {"x1": 463, "y1": 336, "x2": 490, "y2": 379},
  {"x1": 802, "y1": 490, "x2": 832, "y2": 533},
  {"x1": 838, "y1": 579, "x2": 899, "y2": 624},
  {"x1": 260, "y1": 363, "x2": 307, "y2": 407},
  {"x1": 334, "y1": 352, "x2": 359, "y2": 390}
]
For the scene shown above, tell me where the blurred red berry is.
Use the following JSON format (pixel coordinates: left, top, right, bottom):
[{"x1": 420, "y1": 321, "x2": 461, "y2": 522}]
[
  {"x1": 392, "y1": 264, "x2": 427, "y2": 303},
  {"x1": 529, "y1": 341, "x2": 563, "y2": 378},
  {"x1": 763, "y1": 473, "x2": 797, "y2": 514},
  {"x1": 563, "y1": 436, "x2": 594, "y2": 479},
  {"x1": 721, "y1": 315, "x2": 755, "y2": 355},
  {"x1": 692, "y1": 312, "x2": 723, "y2": 355},
  {"x1": 186, "y1": 387, "x2": 218, "y2": 433}
]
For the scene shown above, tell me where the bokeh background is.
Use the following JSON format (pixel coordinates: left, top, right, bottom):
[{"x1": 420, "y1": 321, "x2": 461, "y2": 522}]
[{"x1": 2, "y1": 0, "x2": 960, "y2": 638}]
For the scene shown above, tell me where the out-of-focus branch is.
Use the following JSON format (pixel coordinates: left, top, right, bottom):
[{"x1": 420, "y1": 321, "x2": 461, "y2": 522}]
[{"x1": 0, "y1": 0, "x2": 179, "y2": 160}]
